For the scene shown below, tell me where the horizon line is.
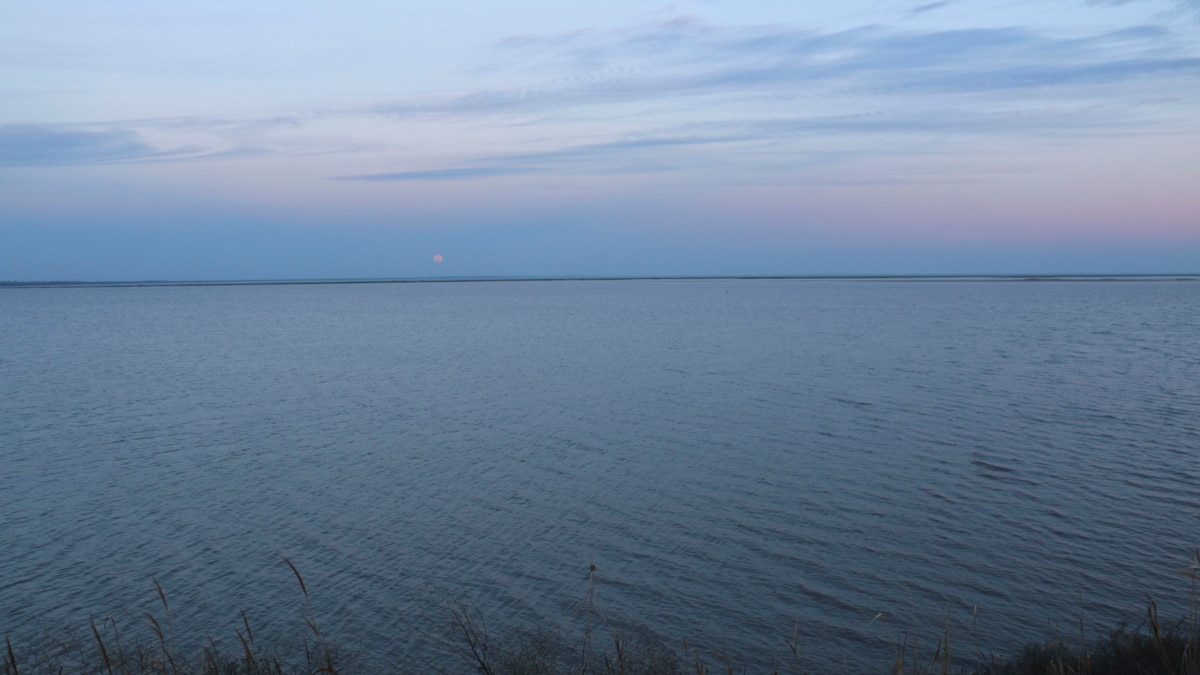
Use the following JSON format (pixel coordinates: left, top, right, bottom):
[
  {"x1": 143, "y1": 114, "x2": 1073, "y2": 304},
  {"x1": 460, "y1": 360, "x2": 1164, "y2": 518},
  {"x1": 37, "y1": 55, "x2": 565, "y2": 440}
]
[{"x1": 3, "y1": 273, "x2": 1199, "y2": 289}]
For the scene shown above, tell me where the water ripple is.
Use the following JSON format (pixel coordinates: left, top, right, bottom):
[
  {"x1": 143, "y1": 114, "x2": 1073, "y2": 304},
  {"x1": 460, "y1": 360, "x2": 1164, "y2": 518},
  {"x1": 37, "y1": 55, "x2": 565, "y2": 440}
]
[{"x1": 2, "y1": 279, "x2": 1198, "y2": 672}]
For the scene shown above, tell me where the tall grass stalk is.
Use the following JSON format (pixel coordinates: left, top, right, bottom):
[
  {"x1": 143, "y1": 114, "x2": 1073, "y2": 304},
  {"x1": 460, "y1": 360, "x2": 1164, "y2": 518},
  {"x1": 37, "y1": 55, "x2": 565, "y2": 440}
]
[
  {"x1": 282, "y1": 556, "x2": 339, "y2": 674},
  {"x1": 3, "y1": 549, "x2": 1199, "y2": 673},
  {"x1": 5, "y1": 636, "x2": 19, "y2": 675}
]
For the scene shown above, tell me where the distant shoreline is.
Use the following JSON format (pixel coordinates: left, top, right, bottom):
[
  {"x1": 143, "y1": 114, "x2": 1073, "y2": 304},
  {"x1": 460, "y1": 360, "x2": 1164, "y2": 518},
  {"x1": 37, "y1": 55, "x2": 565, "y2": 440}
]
[{"x1": 3, "y1": 274, "x2": 1198, "y2": 289}]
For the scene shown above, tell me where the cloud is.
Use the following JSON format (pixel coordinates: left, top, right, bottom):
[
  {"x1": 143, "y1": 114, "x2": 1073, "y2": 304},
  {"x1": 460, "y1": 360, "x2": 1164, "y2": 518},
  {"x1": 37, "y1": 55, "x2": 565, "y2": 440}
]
[
  {"x1": 0, "y1": 125, "x2": 198, "y2": 166},
  {"x1": 0, "y1": 117, "x2": 365, "y2": 167},
  {"x1": 718, "y1": 105, "x2": 1133, "y2": 137},
  {"x1": 338, "y1": 134, "x2": 737, "y2": 181},
  {"x1": 370, "y1": 20, "x2": 1198, "y2": 119},
  {"x1": 341, "y1": 166, "x2": 541, "y2": 181},
  {"x1": 909, "y1": 1, "x2": 956, "y2": 15},
  {"x1": 16, "y1": 15, "x2": 1194, "y2": 184},
  {"x1": 332, "y1": 15, "x2": 1200, "y2": 184},
  {"x1": 336, "y1": 100, "x2": 1151, "y2": 183},
  {"x1": 1087, "y1": 0, "x2": 1200, "y2": 16}
]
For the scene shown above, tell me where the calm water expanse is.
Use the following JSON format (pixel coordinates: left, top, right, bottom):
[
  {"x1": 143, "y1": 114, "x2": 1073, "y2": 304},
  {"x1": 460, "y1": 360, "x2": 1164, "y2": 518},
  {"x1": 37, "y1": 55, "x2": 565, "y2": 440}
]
[{"x1": 2, "y1": 278, "x2": 1198, "y2": 671}]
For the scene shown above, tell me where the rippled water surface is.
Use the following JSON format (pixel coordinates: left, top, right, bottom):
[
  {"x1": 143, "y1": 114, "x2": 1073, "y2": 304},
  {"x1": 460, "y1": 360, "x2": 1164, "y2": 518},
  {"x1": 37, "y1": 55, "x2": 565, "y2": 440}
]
[{"x1": 2, "y1": 279, "x2": 1198, "y2": 671}]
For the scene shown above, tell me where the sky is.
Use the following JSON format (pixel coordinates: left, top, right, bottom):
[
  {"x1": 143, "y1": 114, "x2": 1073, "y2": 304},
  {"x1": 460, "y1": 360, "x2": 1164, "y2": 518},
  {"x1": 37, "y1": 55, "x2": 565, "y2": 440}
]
[{"x1": 2, "y1": 0, "x2": 1198, "y2": 280}]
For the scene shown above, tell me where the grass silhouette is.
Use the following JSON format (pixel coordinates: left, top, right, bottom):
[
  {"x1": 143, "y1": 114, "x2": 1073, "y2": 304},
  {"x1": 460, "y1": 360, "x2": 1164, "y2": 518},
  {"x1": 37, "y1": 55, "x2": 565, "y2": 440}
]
[{"x1": 4, "y1": 551, "x2": 1198, "y2": 674}]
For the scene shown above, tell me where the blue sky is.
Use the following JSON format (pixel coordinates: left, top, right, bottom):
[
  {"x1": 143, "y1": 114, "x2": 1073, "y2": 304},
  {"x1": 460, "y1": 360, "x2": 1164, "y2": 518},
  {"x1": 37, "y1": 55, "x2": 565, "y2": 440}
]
[{"x1": 2, "y1": 0, "x2": 1198, "y2": 280}]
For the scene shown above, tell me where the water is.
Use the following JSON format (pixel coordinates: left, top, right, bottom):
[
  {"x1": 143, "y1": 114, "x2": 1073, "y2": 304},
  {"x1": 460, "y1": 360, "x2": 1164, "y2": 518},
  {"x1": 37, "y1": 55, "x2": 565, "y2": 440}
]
[{"x1": 2, "y1": 278, "x2": 1198, "y2": 672}]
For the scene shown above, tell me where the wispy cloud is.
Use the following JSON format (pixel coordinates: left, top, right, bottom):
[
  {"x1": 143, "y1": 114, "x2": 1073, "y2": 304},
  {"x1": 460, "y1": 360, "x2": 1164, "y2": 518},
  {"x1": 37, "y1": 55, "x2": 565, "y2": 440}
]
[
  {"x1": 341, "y1": 17, "x2": 1198, "y2": 182},
  {"x1": 1086, "y1": 0, "x2": 1200, "y2": 17},
  {"x1": 711, "y1": 105, "x2": 1137, "y2": 138},
  {"x1": 370, "y1": 19, "x2": 1198, "y2": 119},
  {"x1": 0, "y1": 125, "x2": 199, "y2": 166},
  {"x1": 14, "y1": 14, "x2": 1196, "y2": 181},
  {"x1": 909, "y1": 1, "x2": 957, "y2": 16},
  {"x1": 0, "y1": 116, "x2": 365, "y2": 167},
  {"x1": 337, "y1": 100, "x2": 1155, "y2": 183},
  {"x1": 338, "y1": 134, "x2": 737, "y2": 181},
  {"x1": 341, "y1": 166, "x2": 541, "y2": 181}
]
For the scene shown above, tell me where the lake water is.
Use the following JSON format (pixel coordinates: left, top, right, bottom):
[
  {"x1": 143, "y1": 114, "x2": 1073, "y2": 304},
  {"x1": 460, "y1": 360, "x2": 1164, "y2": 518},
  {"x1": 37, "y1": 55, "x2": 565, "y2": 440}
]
[{"x1": 2, "y1": 278, "x2": 1198, "y2": 672}]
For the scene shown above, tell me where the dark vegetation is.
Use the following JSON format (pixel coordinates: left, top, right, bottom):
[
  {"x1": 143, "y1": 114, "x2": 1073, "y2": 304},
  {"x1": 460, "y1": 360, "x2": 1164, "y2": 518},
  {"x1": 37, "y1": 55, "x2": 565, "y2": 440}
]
[{"x1": 4, "y1": 553, "x2": 1198, "y2": 674}]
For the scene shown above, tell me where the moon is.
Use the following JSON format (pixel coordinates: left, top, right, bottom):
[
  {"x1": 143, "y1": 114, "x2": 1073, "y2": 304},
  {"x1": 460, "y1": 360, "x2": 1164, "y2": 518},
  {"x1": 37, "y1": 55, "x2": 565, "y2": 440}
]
[{"x1": 433, "y1": 253, "x2": 444, "y2": 263}]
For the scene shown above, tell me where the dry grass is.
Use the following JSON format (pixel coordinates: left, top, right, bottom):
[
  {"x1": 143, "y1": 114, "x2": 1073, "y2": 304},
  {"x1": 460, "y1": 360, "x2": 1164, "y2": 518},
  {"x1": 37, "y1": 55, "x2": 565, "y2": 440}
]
[
  {"x1": 893, "y1": 549, "x2": 1200, "y2": 675},
  {"x1": 2, "y1": 558, "x2": 348, "y2": 675},
  {"x1": 4, "y1": 552, "x2": 1198, "y2": 674}
]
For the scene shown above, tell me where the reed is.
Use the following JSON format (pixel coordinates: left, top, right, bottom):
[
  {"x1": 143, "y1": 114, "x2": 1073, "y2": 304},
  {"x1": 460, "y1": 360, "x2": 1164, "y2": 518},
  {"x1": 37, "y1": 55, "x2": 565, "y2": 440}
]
[
  {"x1": 282, "y1": 556, "x2": 339, "y2": 675},
  {"x1": 2, "y1": 551, "x2": 1197, "y2": 674}
]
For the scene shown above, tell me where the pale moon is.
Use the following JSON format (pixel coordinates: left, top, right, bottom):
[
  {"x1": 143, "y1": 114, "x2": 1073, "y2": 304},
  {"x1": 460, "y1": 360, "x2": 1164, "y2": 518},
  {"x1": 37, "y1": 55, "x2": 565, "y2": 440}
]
[{"x1": 433, "y1": 253, "x2": 444, "y2": 263}]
